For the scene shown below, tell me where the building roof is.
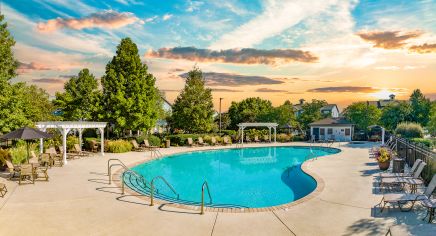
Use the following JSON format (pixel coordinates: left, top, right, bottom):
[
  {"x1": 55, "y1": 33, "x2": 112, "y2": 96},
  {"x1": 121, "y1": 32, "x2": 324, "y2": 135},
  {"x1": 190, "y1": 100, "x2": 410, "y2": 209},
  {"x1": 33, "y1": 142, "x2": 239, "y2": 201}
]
[
  {"x1": 366, "y1": 99, "x2": 406, "y2": 109},
  {"x1": 309, "y1": 117, "x2": 353, "y2": 126},
  {"x1": 320, "y1": 104, "x2": 338, "y2": 111}
]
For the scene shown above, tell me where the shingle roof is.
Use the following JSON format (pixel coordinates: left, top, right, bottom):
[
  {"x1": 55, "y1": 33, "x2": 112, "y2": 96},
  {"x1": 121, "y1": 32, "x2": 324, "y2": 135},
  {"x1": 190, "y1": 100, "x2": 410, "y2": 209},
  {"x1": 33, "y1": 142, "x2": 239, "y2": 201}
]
[
  {"x1": 320, "y1": 104, "x2": 337, "y2": 111},
  {"x1": 309, "y1": 117, "x2": 353, "y2": 126}
]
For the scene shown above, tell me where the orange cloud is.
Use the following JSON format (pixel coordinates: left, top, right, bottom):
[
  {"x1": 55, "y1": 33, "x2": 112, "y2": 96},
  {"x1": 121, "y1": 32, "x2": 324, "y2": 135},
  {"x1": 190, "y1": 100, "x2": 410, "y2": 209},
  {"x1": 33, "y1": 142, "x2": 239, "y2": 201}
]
[
  {"x1": 409, "y1": 43, "x2": 436, "y2": 53},
  {"x1": 37, "y1": 10, "x2": 142, "y2": 32},
  {"x1": 179, "y1": 72, "x2": 285, "y2": 86},
  {"x1": 17, "y1": 62, "x2": 51, "y2": 74},
  {"x1": 357, "y1": 30, "x2": 421, "y2": 49},
  {"x1": 146, "y1": 47, "x2": 318, "y2": 65}
]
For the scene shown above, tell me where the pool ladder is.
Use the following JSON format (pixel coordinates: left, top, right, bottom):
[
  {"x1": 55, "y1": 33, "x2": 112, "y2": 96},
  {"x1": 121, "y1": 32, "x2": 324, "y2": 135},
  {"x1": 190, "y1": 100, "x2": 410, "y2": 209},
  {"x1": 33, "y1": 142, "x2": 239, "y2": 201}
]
[
  {"x1": 150, "y1": 176, "x2": 179, "y2": 206},
  {"x1": 201, "y1": 181, "x2": 213, "y2": 214}
]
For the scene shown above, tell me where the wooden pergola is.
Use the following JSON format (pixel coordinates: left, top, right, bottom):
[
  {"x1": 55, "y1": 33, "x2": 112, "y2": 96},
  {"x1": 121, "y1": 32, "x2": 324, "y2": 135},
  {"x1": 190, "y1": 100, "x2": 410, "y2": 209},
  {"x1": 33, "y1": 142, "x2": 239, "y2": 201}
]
[
  {"x1": 36, "y1": 121, "x2": 107, "y2": 164},
  {"x1": 237, "y1": 122, "x2": 278, "y2": 144}
]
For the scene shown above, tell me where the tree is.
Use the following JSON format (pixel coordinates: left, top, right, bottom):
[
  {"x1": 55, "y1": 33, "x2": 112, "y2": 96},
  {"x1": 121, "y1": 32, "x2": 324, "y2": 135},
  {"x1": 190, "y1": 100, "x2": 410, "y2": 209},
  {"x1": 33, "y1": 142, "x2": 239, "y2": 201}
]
[
  {"x1": 0, "y1": 14, "x2": 18, "y2": 83},
  {"x1": 343, "y1": 102, "x2": 381, "y2": 134},
  {"x1": 171, "y1": 67, "x2": 215, "y2": 133},
  {"x1": 228, "y1": 97, "x2": 273, "y2": 129},
  {"x1": 101, "y1": 38, "x2": 160, "y2": 135},
  {"x1": 19, "y1": 84, "x2": 56, "y2": 122},
  {"x1": 408, "y1": 89, "x2": 431, "y2": 126},
  {"x1": 270, "y1": 100, "x2": 296, "y2": 126},
  {"x1": 54, "y1": 69, "x2": 101, "y2": 121},
  {"x1": 428, "y1": 101, "x2": 436, "y2": 137},
  {"x1": 214, "y1": 112, "x2": 231, "y2": 130},
  {"x1": 380, "y1": 101, "x2": 412, "y2": 131},
  {"x1": 297, "y1": 99, "x2": 328, "y2": 129}
]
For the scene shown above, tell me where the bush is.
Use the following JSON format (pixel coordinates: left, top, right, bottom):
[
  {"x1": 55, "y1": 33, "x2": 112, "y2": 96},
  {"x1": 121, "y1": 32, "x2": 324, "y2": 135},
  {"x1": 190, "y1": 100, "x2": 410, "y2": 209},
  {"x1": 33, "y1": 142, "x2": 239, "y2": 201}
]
[
  {"x1": 292, "y1": 135, "x2": 306, "y2": 141},
  {"x1": 106, "y1": 140, "x2": 133, "y2": 153},
  {"x1": 395, "y1": 122, "x2": 424, "y2": 138},
  {"x1": 83, "y1": 137, "x2": 99, "y2": 151},
  {"x1": 410, "y1": 138, "x2": 434, "y2": 149},
  {"x1": 276, "y1": 133, "x2": 292, "y2": 142},
  {"x1": 0, "y1": 148, "x2": 11, "y2": 167},
  {"x1": 221, "y1": 130, "x2": 237, "y2": 136},
  {"x1": 66, "y1": 136, "x2": 79, "y2": 151},
  {"x1": 136, "y1": 134, "x2": 161, "y2": 146},
  {"x1": 166, "y1": 134, "x2": 201, "y2": 146},
  {"x1": 9, "y1": 144, "x2": 28, "y2": 164}
]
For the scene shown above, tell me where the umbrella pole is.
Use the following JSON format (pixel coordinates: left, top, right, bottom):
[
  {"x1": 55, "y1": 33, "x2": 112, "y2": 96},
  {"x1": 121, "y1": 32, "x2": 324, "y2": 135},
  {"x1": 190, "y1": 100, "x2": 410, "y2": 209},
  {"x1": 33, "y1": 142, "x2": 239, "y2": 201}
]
[{"x1": 27, "y1": 140, "x2": 30, "y2": 163}]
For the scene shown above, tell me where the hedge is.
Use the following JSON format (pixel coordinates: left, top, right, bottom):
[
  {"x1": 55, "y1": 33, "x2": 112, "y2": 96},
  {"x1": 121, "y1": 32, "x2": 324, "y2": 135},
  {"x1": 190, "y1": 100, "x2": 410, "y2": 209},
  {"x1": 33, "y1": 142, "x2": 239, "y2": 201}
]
[
  {"x1": 395, "y1": 122, "x2": 424, "y2": 138},
  {"x1": 410, "y1": 138, "x2": 435, "y2": 149},
  {"x1": 106, "y1": 140, "x2": 133, "y2": 153},
  {"x1": 136, "y1": 135, "x2": 161, "y2": 147}
]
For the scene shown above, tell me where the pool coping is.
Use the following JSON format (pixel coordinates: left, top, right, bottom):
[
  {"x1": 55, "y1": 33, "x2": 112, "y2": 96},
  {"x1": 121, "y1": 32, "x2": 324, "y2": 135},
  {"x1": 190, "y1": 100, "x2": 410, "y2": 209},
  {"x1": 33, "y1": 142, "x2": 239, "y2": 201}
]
[{"x1": 113, "y1": 145, "x2": 339, "y2": 213}]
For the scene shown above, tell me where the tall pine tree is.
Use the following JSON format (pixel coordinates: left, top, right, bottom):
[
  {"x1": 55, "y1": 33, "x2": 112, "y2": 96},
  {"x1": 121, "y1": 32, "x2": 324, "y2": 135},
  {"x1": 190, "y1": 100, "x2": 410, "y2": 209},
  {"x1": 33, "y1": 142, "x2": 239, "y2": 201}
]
[
  {"x1": 171, "y1": 67, "x2": 215, "y2": 133},
  {"x1": 101, "y1": 38, "x2": 159, "y2": 135},
  {"x1": 408, "y1": 89, "x2": 431, "y2": 126}
]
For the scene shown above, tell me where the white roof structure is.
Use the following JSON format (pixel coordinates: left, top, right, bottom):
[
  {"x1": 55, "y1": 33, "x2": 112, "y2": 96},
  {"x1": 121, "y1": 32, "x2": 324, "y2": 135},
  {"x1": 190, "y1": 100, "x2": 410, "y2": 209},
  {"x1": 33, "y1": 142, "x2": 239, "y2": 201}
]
[
  {"x1": 237, "y1": 122, "x2": 278, "y2": 144},
  {"x1": 36, "y1": 121, "x2": 107, "y2": 164}
]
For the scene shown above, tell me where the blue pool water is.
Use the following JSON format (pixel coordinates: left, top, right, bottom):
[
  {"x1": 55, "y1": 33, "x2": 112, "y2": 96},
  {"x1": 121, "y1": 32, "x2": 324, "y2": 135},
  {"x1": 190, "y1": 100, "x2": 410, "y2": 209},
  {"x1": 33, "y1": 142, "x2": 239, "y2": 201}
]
[{"x1": 126, "y1": 146, "x2": 340, "y2": 208}]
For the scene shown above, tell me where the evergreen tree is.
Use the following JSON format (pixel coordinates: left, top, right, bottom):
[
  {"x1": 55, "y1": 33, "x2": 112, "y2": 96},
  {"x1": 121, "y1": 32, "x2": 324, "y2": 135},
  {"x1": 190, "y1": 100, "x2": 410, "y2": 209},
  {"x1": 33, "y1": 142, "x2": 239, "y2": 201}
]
[
  {"x1": 0, "y1": 14, "x2": 18, "y2": 83},
  {"x1": 54, "y1": 69, "x2": 101, "y2": 121},
  {"x1": 380, "y1": 101, "x2": 412, "y2": 131},
  {"x1": 408, "y1": 89, "x2": 431, "y2": 126},
  {"x1": 101, "y1": 38, "x2": 159, "y2": 135},
  {"x1": 171, "y1": 67, "x2": 215, "y2": 133}
]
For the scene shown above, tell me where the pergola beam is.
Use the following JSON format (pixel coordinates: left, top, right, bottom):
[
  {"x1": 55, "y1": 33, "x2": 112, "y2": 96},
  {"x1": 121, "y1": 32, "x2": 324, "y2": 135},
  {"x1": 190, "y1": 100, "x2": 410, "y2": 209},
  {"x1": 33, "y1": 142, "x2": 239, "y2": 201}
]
[{"x1": 237, "y1": 122, "x2": 278, "y2": 144}]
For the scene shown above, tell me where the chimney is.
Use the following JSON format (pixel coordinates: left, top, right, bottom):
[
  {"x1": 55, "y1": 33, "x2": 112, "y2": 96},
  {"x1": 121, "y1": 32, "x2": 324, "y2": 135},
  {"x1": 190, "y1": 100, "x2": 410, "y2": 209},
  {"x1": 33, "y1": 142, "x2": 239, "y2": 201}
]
[
  {"x1": 389, "y1": 94, "x2": 395, "y2": 100},
  {"x1": 299, "y1": 98, "x2": 305, "y2": 105}
]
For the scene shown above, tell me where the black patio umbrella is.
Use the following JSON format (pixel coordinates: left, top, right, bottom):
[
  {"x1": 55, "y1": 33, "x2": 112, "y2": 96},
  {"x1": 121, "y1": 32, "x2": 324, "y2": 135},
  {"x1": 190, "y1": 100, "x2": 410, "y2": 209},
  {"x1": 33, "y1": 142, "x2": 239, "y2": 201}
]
[{"x1": 0, "y1": 127, "x2": 53, "y2": 162}]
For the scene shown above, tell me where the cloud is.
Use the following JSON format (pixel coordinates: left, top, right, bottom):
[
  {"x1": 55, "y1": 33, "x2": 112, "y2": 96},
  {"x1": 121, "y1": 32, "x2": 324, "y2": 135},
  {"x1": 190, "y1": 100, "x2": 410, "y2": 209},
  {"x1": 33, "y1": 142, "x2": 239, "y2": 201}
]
[
  {"x1": 375, "y1": 65, "x2": 425, "y2": 70},
  {"x1": 144, "y1": 16, "x2": 158, "y2": 23},
  {"x1": 409, "y1": 43, "x2": 436, "y2": 53},
  {"x1": 424, "y1": 93, "x2": 436, "y2": 100},
  {"x1": 186, "y1": 1, "x2": 204, "y2": 12},
  {"x1": 146, "y1": 47, "x2": 318, "y2": 65},
  {"x1": 307, "y1": 86, "x2": 378, "y2": 93},
  {"x1": 32, "y1": 78, "x2": 65, "y2": 84},
  {"x1": 37, "y1": 10, "x2": 143, "y2": 32},
  {"x1": 357, "y1": 30, "x2": 421, "y2": 49},
  {"x1": 17, "y1": 62, "x2": 51, "y2": 74},
  {"x1": 288, "y1": 77, "x2": 336, "y2": 83},
  {"x1": 209, "y1": 0, "x2": 338, "y2": 49},
  {"x1": 211, "y1": 88, "x2": 242, "y2": 92},
  {"x1": 255, "y1": 88, "x2": 288, "y2": 93},
  {"x1": 179, "y1": 72, "x2": 285, "y2": 86},
  {"x1": 59, "y1": 75, "x2": 76, "y2": 78},
  {"x1": 163, "y1": 14, "x2": 173, "y2": 21}
]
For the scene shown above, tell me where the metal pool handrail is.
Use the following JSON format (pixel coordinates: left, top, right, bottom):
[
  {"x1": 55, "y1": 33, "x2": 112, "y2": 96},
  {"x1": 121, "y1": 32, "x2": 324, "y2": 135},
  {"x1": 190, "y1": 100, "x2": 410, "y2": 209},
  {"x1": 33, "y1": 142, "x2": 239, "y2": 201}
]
[
  {"x1": 121, "y1": 170, "x2": 149, "y2": 195},
  {"x1": 201, "y1": 181, "x2": 212, "y2": 215},
  {"x1": 107, "y1": 158, "x2": 131, "y2": 184},
  {"x1": 150, "y1": 176, "x2": 179, "y2": 206}
]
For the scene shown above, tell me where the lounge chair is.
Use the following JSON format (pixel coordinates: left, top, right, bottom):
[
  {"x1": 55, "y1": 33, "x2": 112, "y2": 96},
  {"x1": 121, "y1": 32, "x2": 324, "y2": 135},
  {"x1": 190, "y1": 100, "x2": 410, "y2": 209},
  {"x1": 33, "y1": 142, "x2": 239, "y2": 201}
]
[
  {"x1": 245, "y1": 136, "x2": 252, "y2": 143},
  {"x1": 89, "y1": 140, "x2": 99, "y2": 152},
  {"x1": 263, "y1": 135, "x2": 270, "y2": 142},
  {"x1": 74, "y1": 144, "x2": 90, "y2": 157},
  {"x1": 57, "y1": 145, "x2": 77, "y2": 161},
  {"x1": 19, "y1": 164, "x2": 34, "y2": 185},
  {"x1": 197, "y1": 137, "x2": 209, "y2": 146},
  {"x1": 187, "y1": 138, "x2": 196, "y2": 147},
  {"x1": 131, "y1": 140, "x2": 145, "y2": 151},
  {"x1": 211, "y1": 137, "x2": 217, "y2": 146},
  {"x1": 378, "y1": 174, "x2": 436, "y2": 213},
  {"x1": 223, "y1": 137, "x2": 231, "y2": 145},
  {"x1": 5, "y1": 159, "x2": 20, "y2": 179},
  {"x1": 144, "y1": 140, "x2": 159, "y2": 150},
  {"x1": 34, "y1": 165, "x2": 49, "y2": 181},
  {"x1": 40, "y1": 153, "x2": 52, "y2": 168},
  {"x1": 378, "y1": 161, "x2": 427, "y2": 192},
  {"x1": 254, "y1": 136, "x2": 261, "y2": 143},
  {"x1": 0, "y1": 183, "x2": 7, "y2": 197},
  {"x1": 29, "y1": 151, "x2": 39, "y2": 165},
  {"x1": 379, "y1": 159, "x2": 422, "y2": 179}
]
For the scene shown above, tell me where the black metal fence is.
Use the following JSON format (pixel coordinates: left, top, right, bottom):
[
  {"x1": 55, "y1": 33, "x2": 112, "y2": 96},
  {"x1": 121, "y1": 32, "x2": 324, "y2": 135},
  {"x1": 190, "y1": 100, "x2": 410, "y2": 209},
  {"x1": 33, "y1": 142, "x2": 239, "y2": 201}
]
[{"x1": 391, "y1": 136, "x2": 435, "y2": 183}]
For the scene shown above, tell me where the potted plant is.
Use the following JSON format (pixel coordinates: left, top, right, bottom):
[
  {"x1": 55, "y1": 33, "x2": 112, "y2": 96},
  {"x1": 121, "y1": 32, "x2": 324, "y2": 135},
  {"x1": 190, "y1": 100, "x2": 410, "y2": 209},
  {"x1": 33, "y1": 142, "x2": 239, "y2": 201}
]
[{"x1": 376, "y1": 148, "x2": 392, "y2": 170}]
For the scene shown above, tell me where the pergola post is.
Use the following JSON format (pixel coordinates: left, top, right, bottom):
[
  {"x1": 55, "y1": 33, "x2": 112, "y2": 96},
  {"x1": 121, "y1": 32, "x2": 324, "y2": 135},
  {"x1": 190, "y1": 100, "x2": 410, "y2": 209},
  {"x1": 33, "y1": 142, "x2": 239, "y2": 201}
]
[
  {"x1": 241, "y1": 127, "x2": 245, "y2": 144},
  {"x1": 39, "y1": 128, "x2": 46, "y2": 154},
  {"x1": 61, "y1": 128, "x2": 71, "y2": 164},
  {"x1": 381, "y1": 127, "x2": 385, "y2": 145},
  {"x1": 273, "y1": 127, "x2": 277, "y2": 143},
  {"x1": 99, "y1": 127, "x2": 105, "y2": 156},
  {"x1": 268, "y1": 127, "x2": 271, "y2": 142},
  {"x1": 78, "y1": 128, "x2": 83, "y2": 151}
]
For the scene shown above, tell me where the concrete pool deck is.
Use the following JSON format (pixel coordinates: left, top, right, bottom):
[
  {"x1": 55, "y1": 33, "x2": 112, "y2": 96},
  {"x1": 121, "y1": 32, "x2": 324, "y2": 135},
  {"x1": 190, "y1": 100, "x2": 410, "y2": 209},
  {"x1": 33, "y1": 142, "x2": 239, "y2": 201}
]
[{"x1": 0, "y1": 142, "x2": 429, "y2": 235}]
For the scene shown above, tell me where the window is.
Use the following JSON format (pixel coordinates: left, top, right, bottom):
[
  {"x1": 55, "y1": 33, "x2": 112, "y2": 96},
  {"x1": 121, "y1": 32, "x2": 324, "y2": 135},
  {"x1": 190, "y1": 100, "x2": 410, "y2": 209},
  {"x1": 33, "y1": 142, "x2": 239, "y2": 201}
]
[
  {"x1": 320, "y1": 128, "x2": 325, "y2": 135},
  {"x1": 327, "y1": 128, "x2": 333, "y2": 134},
  {"x1": 345, "y1": 128, "x2": 350, "y2": 136}
]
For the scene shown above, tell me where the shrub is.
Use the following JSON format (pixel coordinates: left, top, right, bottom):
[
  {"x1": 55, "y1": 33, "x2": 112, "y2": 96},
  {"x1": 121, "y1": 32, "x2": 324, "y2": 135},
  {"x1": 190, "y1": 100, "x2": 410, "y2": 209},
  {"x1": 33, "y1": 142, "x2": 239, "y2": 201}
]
[
  {"x1": 221, "y1": 130, "x2": 237, "y2": 136},
  {"x1": 136, "y1": 135, "x2": 161, "y2": 146},
  {"x1": 0, "y1": 148, "x2": 11, "y2": 167},
  {"x1": 83, "y1": 137, "x2": 99, "y2": 151},
  {"x1": 276, "y1": 133, "x2": 292, "y2": 142},
  {"x1": 106, "y1": 140, "x2": 133, "y2": 153},
  {"x1": 410, "y1": 138, "x2": 434, "y2": 149},
  {"x1": 395, "y1": 122, "x2": 424, "y2": 138},
  {"x1": 9, "y1": 145, "x2": 28, "y2": 164},
  {"x1": 66, "y1": 136, "x2": 79, "y2": 151},
  {"x1": 166, "y1": 134, "x2": 201, "y2": 146},
  {"x1": 292, "y1": 135, "x2": 306, "y2": 141}
]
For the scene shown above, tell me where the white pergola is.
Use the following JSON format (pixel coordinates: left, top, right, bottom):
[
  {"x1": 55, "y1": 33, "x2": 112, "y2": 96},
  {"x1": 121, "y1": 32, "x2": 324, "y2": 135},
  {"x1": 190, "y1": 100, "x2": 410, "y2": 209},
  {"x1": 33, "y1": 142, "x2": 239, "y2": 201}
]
[
  {"x1": 237, "y1": 122, "x2": 278, "y2": 144},
  {"x1": 36, "y1": 121, "x2": 107, "y2": 164}
]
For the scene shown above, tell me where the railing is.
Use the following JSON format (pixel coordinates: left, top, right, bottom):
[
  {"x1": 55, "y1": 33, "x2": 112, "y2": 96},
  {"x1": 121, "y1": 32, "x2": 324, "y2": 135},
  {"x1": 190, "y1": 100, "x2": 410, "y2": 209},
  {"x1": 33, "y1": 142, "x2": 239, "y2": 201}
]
[
  {"x1": 149, "y1": 148, "x2": 163, "y2": 158},
  {"x1": 150, "y1": 176, "x2": 179, "y2": 206},
  {"x1": 121, "y1": 170, "x2": 149, "y2": 195},
  {"x1": 107, "y1": 159, "x2": 130, "y2": 184},
  {"x1": 391, "y1": 136, "x2": 435, "y2": 183},
  {"x1": 201, "y1": 181, "x2": 212, "y2": 214}
]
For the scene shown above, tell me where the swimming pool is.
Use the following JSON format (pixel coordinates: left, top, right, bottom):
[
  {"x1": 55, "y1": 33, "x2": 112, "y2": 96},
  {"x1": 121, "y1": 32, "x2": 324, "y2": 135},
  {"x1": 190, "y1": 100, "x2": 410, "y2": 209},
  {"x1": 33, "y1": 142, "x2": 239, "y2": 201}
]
[{"x1": 124, "y1": 146, "x2": 340, "y2": 208}]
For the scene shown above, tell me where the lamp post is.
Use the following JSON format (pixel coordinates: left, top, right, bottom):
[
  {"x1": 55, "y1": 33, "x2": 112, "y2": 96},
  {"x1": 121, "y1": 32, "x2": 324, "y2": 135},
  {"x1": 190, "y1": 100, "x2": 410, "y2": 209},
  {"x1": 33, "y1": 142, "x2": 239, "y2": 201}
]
[{"x1": 219, "y1": 98, "x2": 223, "y2": 135}]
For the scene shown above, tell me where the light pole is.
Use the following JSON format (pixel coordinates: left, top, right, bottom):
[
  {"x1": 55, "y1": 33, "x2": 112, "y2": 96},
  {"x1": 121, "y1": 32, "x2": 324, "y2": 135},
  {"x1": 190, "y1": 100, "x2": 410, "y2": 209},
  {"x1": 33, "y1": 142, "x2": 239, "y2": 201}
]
[{"x1": 219, "y1": 98, "x2": 223, "y2": 135}]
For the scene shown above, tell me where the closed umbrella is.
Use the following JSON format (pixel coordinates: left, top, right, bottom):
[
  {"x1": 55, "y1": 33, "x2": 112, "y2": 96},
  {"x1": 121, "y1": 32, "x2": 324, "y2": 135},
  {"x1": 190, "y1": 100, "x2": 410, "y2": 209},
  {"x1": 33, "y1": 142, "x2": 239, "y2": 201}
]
[{"x1": 0, "y1": 127, "x2": 53, "y2": 162}]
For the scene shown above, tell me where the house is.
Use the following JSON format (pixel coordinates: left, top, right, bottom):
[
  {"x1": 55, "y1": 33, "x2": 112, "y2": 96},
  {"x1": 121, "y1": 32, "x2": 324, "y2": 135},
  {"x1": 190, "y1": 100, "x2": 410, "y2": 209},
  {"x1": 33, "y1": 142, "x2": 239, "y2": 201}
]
[
  {"x1": 152, "y1": 96, "x2": 172, "y2": 133},
  {"x1": 309, "y1": 117, "x2": 354, "y2": 142},
  {"x1": 367, "y1": 94, "x2": 405, "y2": 109},
  {"x1": 293, "y1": 99, "x2": 340, "y2": 118}
]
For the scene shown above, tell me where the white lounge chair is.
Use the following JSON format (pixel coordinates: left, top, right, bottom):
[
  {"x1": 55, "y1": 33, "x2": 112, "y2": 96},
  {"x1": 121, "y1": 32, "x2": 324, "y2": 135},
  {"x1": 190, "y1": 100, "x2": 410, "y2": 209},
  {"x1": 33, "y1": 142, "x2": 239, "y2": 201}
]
[
  {"x1": 379, "y1": 159, "x2": 422, "y2": 178},
  {"x1": 378, "y1": 161, "x2": 427, "y2": 192}
]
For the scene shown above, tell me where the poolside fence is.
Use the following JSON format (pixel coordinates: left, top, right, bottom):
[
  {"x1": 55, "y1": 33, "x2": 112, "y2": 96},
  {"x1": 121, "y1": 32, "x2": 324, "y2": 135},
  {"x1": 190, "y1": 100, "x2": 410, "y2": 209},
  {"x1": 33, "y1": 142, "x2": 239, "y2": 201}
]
[{"x1": 391, "y1": 135, "x2": 435, "y2": 184}]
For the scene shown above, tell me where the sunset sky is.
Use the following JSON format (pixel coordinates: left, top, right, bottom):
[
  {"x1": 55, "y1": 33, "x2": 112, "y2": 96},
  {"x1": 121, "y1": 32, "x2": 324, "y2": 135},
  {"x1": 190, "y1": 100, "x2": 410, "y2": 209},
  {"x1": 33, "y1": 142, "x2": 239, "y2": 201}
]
[{"x1": 3, "y1": 0, "x2": 436, "y2": 111}]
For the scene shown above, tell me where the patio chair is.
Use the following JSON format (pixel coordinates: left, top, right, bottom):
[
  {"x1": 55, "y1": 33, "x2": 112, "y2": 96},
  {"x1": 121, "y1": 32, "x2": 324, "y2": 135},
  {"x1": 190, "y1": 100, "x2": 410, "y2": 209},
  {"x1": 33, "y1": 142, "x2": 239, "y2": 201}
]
[
  {"x1": 245, "y1": 136, "x2": 252, "y2": 143},
  {"x1": 131, "y1": 140, "x2": 145, "y2": 151},
  {"x1": 89, "y1": 140, "x2": 99, "y2": 152},
  {"x1": 254, "y1": 136, "x2": 261, "y2": 143},
  {"x1": 144, "y1": 140, "x2": 159, "y2": 150},
  {"x1": 223, "y1": 137, "x2": 231, "y2": 145},
  {"x1": 0, "y1": 183, "x2": 6, "y2": 197},
  {"x1": 187, "y1": 138, "x2": 196, "y2": 147},
  {"x1": 197, "y1": 137, "x2": 209, "y2": 146},
  {"x1": 5, "y1": 159, "x2": 20, "y2": 179},
  {"x1": 34, "y1": 165, "x2": 49, "y2": 182},
  {"x1": 379, "y1": 159, "x2": 422, "y2": 179},
  {"x1": 29, "y1": 151, "x2": 39, "y2": 165},
  {"x1": 74, "y1": 144, "x2": 90, "y2": 157},
  {"x1": 378, "y1": 174, "x2": 436, "y2": 213},
  {"x1": 263, "y1": 135, "x2": 270, "y2": 142},
  {"x1": 378, "y1": 161, "x2": 427, "y2": 192},
  {"x1": 19, "y1": 164, "x2": 34, "y2": 185},
  {"x1": 40, "y1": 153, "x2": 52, "y2": 168}
]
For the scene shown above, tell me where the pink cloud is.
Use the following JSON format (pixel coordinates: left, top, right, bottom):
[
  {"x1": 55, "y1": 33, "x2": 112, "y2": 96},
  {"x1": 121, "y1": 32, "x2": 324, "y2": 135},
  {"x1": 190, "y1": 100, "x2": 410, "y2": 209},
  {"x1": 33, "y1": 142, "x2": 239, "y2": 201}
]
[
  {"x1": 17, "y1": 62, "x2": 52, "y2": 74},
  {"x1": 37, "y1": 10, "x2": 142, "y2": 32}
]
